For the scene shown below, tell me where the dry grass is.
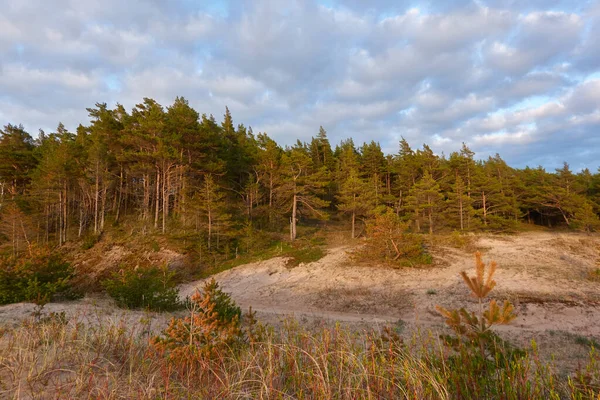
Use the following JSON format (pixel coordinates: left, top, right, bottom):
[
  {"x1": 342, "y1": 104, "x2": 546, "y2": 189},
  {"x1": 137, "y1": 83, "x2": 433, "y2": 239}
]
[
  {"x1": 0, "y1": 314, "x2": 447, "y2": 399},
  {"x1": 428, "y1": 232, "x2": 480, "y2": 253},
  {"x1": 1, "y1": 310, "x2": 599, "y2": 399}
]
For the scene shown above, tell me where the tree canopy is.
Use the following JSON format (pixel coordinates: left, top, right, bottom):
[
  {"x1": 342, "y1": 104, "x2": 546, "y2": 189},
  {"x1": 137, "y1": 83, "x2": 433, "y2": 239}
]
[{"x1": 0, "y1": 98, "x2": 598, "y2": 257}]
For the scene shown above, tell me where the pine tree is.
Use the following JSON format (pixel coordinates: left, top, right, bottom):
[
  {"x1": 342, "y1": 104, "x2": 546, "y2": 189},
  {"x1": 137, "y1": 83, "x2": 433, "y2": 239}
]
[
  {"x1": 1, "y1": 95, "x2": 598, "y2": 254},
  {"x1": 0, "y1": 124, "x2": 36, "y2": 198},
  {"x1": 193, "y1": 174, "x2": 232, "y2": 252},
  {"x1": 472, "y1": 155, "x2": 520, "y2": 230},
  {"x1": 394, "y1": 137, "x2": 418, "y2": 215},
  {"x1": 360, "y1": 141, "x2": 386, "y2": 206},
  {"x1": 447, "y1": 143, "x2": 476, "y2": 229},
  {"x1": 416, "y1": 144, "x2": 441, "y2": 178},
  {"x1": 84, "y1": 104, "x2": 121, "y2": 234},
  {"x1": 123, "y1": 99, "x2": 168, "y2": 228},
  {"x1": 30, "y1": 124, "x2": 79, "y2": 245},
  {"x1": 276, "y1": 143, "x2": 329, "y2": 241},
  {"x1": 256, "y1": 133, "x2": 282, "y2": 225},
  {"x1": 0, "y1": 202, "x2": 36, "y2": 256},
  {"x1": 516, "y1": 166, "x2": 546, "y2": 225},
  {"x1": 335, "y1": 138, "x2": 360, "y2": 174},
  {"x1": 445, "y1": 175, "x2": 474, "y2": 231},
  {"x1": 437, "y1": 252, "x2": 516, "y2": 359},
  {"x1": 336, "y1": 169, "x2": 372, "y2": 238},
  {"x1": 309, "y1": 126, "x2": 334, "y2": 171},
  {"x1": 405, "y1": 172, "x2": 444, "y2": 234},
  {"x1": 166, "y1": 97, "x2": 200, "y2": 226},
  {"x1": 572, "y1": 201, "x2": 600, "y2": 232}
]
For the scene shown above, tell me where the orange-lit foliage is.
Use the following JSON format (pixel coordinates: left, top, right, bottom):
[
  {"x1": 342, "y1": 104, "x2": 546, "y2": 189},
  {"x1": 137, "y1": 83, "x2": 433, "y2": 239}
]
[
  {"x1": 152, "y1": 279, "x2": 243, "y2": 365},
  {"x1": 437, "y1": 251, "x2": 516, "y2": 358}
]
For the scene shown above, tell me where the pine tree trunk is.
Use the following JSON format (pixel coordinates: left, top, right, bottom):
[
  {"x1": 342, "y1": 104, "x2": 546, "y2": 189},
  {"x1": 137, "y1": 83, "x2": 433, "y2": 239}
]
[
  {"x1": 414, "y1": 205, "x2": 421, "y2": 233},
  {"x1": 386, "y1": 172, "x2": 391, "y2": 196},
  {"x1": 94, "y1": 160, "x2": 99, "y2": 234},
  {"x1": 162, "y1": 165, "x2": 168, "y2": 234},
  {"x1": 559, "y1": 208, "x2": 570, "y2": 226},
  {"x1": 397, "y1": 190, "x2": 402, "y2": 216},
  {"x1": 352, "y1": 192, "x2": 357, "y2": 238},
  {"x1": 143, "y1": 173, "x2": 150, "y2": 221},
  {"x1": 181, "y1": 173, "x2": 186, "y2": 226},
  {"x1": 115, "y1": 167, "x2": 123, "y2": 223},
  {"x1": 290, "y1": 194, "x2": 297, "y2": 241},
  {"x1": 207, "y1": 204, "x2": 212, "y2": 250},
  {"x1": 154, "y1": 167, "x2": 160, "y2": 229},
  {"x1": 428, "y1": 197, "x2": 433, "y2": 235},
  {"x1": 58, "y1": 190, "x2": 63, "y2": 246},
  {"x1": 45, "y1": 194, "x2": 49, "y2": 244},
  {"x1": 459, "y1": 194, "x2": 464, "y2": 231},
  {"x1": 467, "y1": 169, "x2": 471, "y2": 229},
  {"x1": 482, "y1": 191, "x2": 487, "y2": 226},
  {"x1": 63, "y1": 182, "x2": 68, "y2": 243},
  {"x1": 100, "y1": 181, "x2": 106, "y2": 232},
  {"x1": 12, "y1": 214, "x2": 16, "y2": 256},
  {"x1": 78, "y1": 205, "x2": 84, "y2": 238}
]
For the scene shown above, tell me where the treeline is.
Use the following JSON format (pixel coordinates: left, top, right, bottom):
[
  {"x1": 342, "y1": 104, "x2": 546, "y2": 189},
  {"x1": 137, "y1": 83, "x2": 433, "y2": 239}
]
[{"x1": 1, "y1": 97, "x2": 599, "y2": 255}]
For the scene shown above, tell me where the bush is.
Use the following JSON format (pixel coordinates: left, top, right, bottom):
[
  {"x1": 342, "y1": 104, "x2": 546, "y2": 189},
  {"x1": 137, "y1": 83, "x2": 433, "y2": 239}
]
[
  {"x1": 201, "y1": 278, "x2": 242, "y2": 322},
  {"x1": 102, "y1": 265, "x2": 180, "y2": 311},
  {"x1": 153, "y1": 278, "x2": 243, "y2": 362},
  {"x1": 361, "y1": 208, "x2": 432, "y2": 266},
  {"x1": 81, "y1": 233, "x2": 100, "y2": 250},
  {"x1": 0, "y1": 247, "x2": 77, "y2": 305},
  {"x1": 285, "y1": 243, "x2": 325, "y2": 267}
]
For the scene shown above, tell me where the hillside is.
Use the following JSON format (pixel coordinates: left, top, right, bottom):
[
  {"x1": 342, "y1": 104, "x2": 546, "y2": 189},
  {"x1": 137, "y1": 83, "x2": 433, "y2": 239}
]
[
  {"x1": 3, "y1": 231, "x2": 599, "y2": 366},
  {"x1": 180, "y1": 232, "x2": 600, "y2": 337}
]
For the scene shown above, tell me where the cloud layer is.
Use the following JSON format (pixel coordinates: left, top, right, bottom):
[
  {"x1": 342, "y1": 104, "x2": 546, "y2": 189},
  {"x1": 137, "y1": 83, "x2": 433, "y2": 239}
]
[{"x1": 1, "y1": 0, "x2": 599, "y2": 170}]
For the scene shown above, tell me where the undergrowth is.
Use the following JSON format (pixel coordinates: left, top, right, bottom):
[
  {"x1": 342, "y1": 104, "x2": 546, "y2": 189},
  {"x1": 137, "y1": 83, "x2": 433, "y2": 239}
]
[
  {"x1": 1, "y1": 311, "x2": 599, "y2": 399},
  {"x1": 3, "y1": 253, "x2": 599, "y2": 399},
  {"x1": 198, "y1": 239, "x2": 326, "y2": 278},
  {"x1": 0, "y1": 247, "x2": 79, "y2": 305},
  {"x1": 102, "y1": 264, "x2": 181, "y2": 311}
]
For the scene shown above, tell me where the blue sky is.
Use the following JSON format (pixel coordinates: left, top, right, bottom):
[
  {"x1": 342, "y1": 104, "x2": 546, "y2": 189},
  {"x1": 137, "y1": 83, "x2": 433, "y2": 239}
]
[{"x1": 0, "y1": 0, "x2": 599, "y2": 170}]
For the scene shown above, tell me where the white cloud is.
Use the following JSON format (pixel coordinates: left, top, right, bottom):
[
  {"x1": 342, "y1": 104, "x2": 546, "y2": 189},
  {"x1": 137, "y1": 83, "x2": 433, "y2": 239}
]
[
  {"x1": 473, "y1": 128, "x2": 536, "y2": 145},
  {"x1": 0, "y1": 0, "x2": 597, "y2": 170},
  {"x1": 0, "y1": 64, "x2": 100, "y2": 90}
]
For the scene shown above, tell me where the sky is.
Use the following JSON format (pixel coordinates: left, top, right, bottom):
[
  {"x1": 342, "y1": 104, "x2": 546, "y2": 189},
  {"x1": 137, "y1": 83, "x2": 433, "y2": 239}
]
[{"x1": 1, "y1": 0, "x2": 599, "y2": 170}]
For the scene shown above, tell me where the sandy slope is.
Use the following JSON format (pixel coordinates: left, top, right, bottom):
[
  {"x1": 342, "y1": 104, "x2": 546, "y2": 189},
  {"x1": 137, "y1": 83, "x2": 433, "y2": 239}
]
[
  {"x1": 180, "y1": 231, "x2": 600, "y2": 337},
  {"x1": 1, "y1": 231, "x2": 598, "y2": 372},
  {"x1": 2, "y1": 231, "x2": 599, "y2": 343}
]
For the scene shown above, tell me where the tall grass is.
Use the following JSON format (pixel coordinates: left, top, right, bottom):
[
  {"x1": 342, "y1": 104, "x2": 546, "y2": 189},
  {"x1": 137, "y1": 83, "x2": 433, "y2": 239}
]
[{"x1": 1, "y1": 314, "x2": 598, "y2": 399}]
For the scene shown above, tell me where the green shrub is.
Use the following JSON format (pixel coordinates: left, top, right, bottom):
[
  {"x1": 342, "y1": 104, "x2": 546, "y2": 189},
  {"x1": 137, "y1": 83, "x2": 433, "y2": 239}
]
[
  {"x1": 0, "y1": 248, "x2": 76, "y2": 305},
  {"x1": 81, "y1": 233, "x2": 100, "y2": 250},
  {"x1": 397, "y1": 233, "x2": 433, "y2": 267},
  {"x1": 197, "y1": 278, "x2": 242, "y2": 323},
  {"x1": 446, "y1": 230, "x2": 476, "y2": 250},
  {"x1": 102, "y1": 265, "x2": 181, "y2": 311},
  {"x1": 588, "y1": 268, "x2": 600, "y2": 282},
  {"x1": 286, "y1": 244, "x2": 325, "y2": 267},
  {"x1": 150, "y1": 239, "x2": 160, "y2": 252}
]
